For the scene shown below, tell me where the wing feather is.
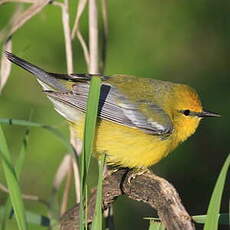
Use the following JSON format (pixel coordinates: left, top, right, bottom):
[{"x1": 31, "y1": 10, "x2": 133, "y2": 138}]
[{"x1": 45, "y1": 81, "x2": 173, "y2": 135}]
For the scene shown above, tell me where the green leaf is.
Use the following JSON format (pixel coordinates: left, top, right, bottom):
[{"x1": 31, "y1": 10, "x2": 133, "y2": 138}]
[
  {"x1": 83, "y1": 76, "x2": 102, "y2": 176},
  {"x1": 148, "y1": 220, "x2": 165, "y2": 230},
  {"x1": 0, "y1": 207, "x2": 51, "y2": 227},
  {"x1": 23, "y1": 211, "x2": 50, "y2": 227},
  {"x1": 0, "y1": 118, "x2": 72, "y2": 152},
  {"x1": 16, "y1": 129, "x2": 29, "y2": 176},
  {"x1": 79, "y1": 76, "x2": 101, "y2": 230},
  {"x1": 0, "y1": 118, "x2": 46, "y2": 127},
  {"x1": 91, "y1": 154, "x2": 106, "y2": 230},
  {"x1": 204, "y1": 154, "x2": 230, "y2": 230},
  {"x1": 0, "y1": 199, "x2": 11, "y2": 230},
  {"x1": 0, "y1": 130, "x2": 29, "y2": 230},
  {"x1": 193, "y1": 213, "x2": 229, "y2": 225},
  {"x1": 0, "y1": 125, "x2": 28, "y2": 230}
]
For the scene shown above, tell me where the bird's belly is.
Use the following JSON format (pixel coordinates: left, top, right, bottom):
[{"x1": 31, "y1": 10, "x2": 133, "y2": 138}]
[{"x1": 72, "y1": 119, "x2": 173, "y2": 168}]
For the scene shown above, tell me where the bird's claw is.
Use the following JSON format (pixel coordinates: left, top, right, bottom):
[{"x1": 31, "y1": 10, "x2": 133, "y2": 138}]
[{"x1": 127, "y1": 168, "x2": 150, "y2": 184}]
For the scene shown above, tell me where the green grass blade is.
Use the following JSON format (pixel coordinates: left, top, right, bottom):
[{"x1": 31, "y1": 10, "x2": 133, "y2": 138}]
[
  {"x1": 193, "y1": 213, "x2": 229, "y2": 225},
  {"x1": 15, "y1": 129, "x2": 29, "y2": 176},
  {"x1": 0, "y1": 199, "x2": 11, "y2": 230},
  {"x1": 84, "y1": 185, "x2": 88, "y2": 230},
  {"x1": 0, "y1": 118, "x2": 43, "y2": 127},
  {"x1": 83, "y1": 76, "x2": 102, "y2": 175},
  {"x1": 79, "y1": 76, "x2": 101, "y2": 230},
  {"x1": 0, "y1": 125, "x2": 28, "y2": 230},
  {"x1": 148, "y1": 220, "x2": 165, "y2": 230},
  {"x1": 0, "y1": 118, "x2": 72, "y2": 152},
  {"x1": 204, "y1": 154, "x2": 230, "y2": 230},
  {"x1": 91, "y1": 154, "x2": 106, "y2": 230},
  {"x1": 79, "y1": 156, "x2": 86, "y2": 230},
  {"x1": 0, "y1": 207, "x2": 51, "y2": 227},
  {"x1": 24, "y1": 211, "x2": 50, "y2": 227},
  {"x1": 0, "y1": 130, "x2": 29, "y2": 230}
]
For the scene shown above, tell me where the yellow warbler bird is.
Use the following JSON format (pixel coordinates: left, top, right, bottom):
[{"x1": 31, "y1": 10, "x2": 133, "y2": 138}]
[{"x1": 5, "y1": 52, "x2": 220, "y2": 168}]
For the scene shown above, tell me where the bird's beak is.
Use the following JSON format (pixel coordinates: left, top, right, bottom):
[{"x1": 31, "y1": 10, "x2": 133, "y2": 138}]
[{"x1": 197, "y1": 110, "x2": 221, "y2": 118}]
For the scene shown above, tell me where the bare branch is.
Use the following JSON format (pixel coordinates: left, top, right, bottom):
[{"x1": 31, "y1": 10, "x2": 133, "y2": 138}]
[
  {"x1": 76, "y1": 31, "x2": 90, "y2": 67},
  {"x1": 0, "y1": 0, "x2": 35, "y2": 5},
  {"x1": 3, "y1": 0, "x2": 50, "y2": 38},
  {"x1": 52, "y1": 0, "x2": 82, "y2": 207},
  {"x1": 72, "y1": 156, "x2": 81, "y2": 204},
  {"x1": 52, "y1": 1, "x2": 73, "y2": 74},
  {"x1": 71, "y1": 0, "x2": 88, "y2": 39},
  {"x1": 100, "y1": 0, "x2": 108, "y2": 73},
  {"x1": 52, "y1": 154, "x2": 73, "y2": 192},
  {"x1": 60, "y1": 160, "x2": 73, "y2": 215},
  {"x1": 71, "y1": 0, "x2": 90, "y2": 68},
  {"x1": 63, "y1": 0, "x2": 73, "y2": 74},
  {"x1": 69, "y1": 118, "x2": 81, "y2": 204},
  {"x1": 48, "y1": 0, "x2": 81, "y2": 206},
  {"x1": 88, "y1": 0, "x2": 99, "y2": 74},
  {"x1": 60, "y1": 169, "x2": 195, "y2": 230},
  {"x1": 0, "y1": 39, "x2": 12, "y2": 93},
  {"x1": 0, "y1": 182, "x2": 47, "y2": 205}
]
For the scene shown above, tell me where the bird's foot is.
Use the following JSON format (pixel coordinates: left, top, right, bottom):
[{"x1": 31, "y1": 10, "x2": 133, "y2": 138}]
[
  {"x1": 127, "y1": 168, "x2": 150, "y2": 184},
  {"x1": 106, "y1": 166, "x2": 128, "y2": 176}
]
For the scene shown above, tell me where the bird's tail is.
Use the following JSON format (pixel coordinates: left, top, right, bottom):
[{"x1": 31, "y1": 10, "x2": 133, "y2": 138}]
[
  {"x1": 5, "y1": 51, "x2": 67, "y2": 91},
  {"x1": 5, "y1": 51, "x2": 49, "y2": 79}
]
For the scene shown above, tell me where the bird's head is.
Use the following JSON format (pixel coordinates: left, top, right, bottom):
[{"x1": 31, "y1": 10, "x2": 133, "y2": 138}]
[{"x1": 171, "y1": 84, "x2": 220, "y2": 142}]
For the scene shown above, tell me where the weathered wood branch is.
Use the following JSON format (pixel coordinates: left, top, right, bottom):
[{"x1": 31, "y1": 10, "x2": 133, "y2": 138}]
[{"x1": 59, "y1": 169, "x2": 195, "y2": 230}]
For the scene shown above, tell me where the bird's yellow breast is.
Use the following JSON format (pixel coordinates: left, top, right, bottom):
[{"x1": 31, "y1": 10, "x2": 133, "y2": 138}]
[
  {"x1": 69, "y1": 79, "x2": 203, "y2": 169},
  {"x1": 71, "y1": 118, "x2": 180, "y2": 168}
]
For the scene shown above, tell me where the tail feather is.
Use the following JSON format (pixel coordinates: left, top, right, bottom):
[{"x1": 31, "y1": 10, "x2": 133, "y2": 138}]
[
  {"x1": 5, "y1": 51, "x2": 48, "y2": 79},
  {"x1": 5, "y1": 51, "x2": 67, "y2": 91}
]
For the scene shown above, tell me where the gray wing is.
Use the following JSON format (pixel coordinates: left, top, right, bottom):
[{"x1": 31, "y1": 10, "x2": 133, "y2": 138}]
[
  {"x1": 45, "y1": 82, "x2": 173, "y2": 135},
  {"x1": 3, "y1": 51, "x2": 171, "y2": 134}
]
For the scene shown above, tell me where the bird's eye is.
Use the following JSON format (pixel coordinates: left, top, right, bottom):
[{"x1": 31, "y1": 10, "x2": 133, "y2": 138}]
[{"x1": 182, "y1": 109, "x2": 190, "y2": 116}]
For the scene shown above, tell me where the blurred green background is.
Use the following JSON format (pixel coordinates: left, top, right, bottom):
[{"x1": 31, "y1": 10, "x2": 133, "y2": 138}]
[{"x1": 0, "y1": 0, "x2": 229, "y2": 229}]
